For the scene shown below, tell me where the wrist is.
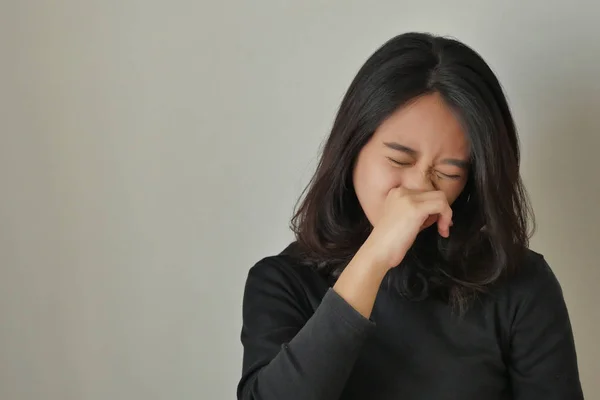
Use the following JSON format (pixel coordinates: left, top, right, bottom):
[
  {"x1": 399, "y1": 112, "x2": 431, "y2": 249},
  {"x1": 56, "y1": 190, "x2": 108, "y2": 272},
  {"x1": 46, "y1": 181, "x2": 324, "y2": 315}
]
[{"x1": 355, "y1": 240, "x2": 395, "y2": 275}]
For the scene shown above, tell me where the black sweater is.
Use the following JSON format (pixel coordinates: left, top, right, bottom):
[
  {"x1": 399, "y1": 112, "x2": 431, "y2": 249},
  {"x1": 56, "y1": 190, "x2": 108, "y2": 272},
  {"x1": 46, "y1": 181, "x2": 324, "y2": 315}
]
[{"x1": 237, "y1": 244, "x2": 583, "y2": 400}]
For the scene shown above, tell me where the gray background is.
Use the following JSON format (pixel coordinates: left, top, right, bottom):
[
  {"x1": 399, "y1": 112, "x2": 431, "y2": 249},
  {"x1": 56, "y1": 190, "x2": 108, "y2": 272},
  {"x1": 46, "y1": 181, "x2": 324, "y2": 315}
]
[{"x1": 2, "y1": 0, "x2": 599, "y2": 398}]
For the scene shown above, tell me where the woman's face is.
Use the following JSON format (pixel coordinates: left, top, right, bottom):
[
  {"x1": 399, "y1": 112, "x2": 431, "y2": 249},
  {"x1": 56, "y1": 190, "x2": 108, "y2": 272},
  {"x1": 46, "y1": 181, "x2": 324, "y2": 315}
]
[{"x1": 353, "y1": 92, "x2": 470, "y2": 227}]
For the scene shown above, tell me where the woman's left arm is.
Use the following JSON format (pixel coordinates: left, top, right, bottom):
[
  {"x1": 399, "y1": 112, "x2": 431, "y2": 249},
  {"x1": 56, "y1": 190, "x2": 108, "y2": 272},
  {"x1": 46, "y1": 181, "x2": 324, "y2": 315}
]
[{"x1": 508, "y1": 256, "x2": 584, "y2": 399}]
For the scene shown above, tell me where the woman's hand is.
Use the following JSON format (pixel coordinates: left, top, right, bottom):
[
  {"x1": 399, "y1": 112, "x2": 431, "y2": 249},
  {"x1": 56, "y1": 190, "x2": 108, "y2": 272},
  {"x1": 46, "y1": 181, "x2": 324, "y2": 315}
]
[{"x1": 361, "y1": 187, "x2": 453, "y2": 271}]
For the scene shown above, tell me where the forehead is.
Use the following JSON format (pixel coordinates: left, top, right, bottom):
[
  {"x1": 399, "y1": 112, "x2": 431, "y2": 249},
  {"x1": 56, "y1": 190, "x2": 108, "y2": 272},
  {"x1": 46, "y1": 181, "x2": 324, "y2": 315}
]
[{"x1": 374, "y1": 93, "x2": 470, "y2": 156}]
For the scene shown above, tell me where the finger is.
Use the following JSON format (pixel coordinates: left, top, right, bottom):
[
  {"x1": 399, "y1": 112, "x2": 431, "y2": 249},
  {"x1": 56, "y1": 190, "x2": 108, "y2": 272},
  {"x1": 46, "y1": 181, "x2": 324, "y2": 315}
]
[
  {"x1": 417, "y1": 199, "x2": 453, "y2": 236},
  {"x1": 437, "y1": 205, "x2": 453, "y2": 237},
  {"x1": 388, "y1": 186, "x2": 420, "y2": 197},
  {"x1": 411, "y1": 190, "x2": 447, "y2": 202}
]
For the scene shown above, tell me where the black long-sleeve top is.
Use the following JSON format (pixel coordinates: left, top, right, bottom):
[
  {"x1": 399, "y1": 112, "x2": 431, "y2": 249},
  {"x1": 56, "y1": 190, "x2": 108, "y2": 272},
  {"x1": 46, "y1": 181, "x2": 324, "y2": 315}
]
[{"x1": 237, "y1": 244, "x2": 583, "y2": 400}]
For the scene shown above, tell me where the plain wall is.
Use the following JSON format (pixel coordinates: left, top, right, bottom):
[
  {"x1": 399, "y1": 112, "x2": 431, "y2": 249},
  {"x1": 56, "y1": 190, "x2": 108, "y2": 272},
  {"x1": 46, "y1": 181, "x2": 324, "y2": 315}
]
[{"x1": 1, "y1": 0, "x2": 599, "y2": 399}]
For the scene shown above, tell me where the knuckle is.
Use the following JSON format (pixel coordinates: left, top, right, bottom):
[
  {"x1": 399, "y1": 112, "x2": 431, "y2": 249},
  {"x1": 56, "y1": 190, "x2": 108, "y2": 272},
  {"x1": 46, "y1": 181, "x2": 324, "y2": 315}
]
[{"x1": 404, "y1": 197, "x2": 417, "y2": 210}]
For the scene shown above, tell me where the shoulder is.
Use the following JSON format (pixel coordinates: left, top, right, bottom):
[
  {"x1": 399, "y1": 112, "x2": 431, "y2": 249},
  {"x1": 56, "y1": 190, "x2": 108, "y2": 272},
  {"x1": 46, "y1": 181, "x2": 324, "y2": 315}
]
[
  {"x1": 245, "y1": 242, "x2": 330, "y2": 299},
  {"x1": 498, "y1": 250, "x2": 582, "y2": 397},
  {"x1": 242, "y1": 242, "x2": 331, "y2": 319},
  {"x1": 247, "y1": 243, "x2": 318, "y2": 283},
  {"x1": 490, "y1": 248, "x2": 568, "y2": 325},
  {"x1": 504, "y1": 248, "x2": 562, "y2": 297}
]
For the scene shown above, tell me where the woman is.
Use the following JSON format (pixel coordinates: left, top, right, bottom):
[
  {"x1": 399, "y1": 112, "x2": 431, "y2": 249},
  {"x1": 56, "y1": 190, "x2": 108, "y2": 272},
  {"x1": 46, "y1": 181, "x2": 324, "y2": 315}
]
[{"x1": 237, "y1": 32, "x2": 583, "y2": 399}]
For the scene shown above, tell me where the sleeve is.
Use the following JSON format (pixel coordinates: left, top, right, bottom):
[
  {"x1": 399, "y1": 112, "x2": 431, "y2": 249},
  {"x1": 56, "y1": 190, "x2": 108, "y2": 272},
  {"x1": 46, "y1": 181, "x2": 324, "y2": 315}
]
[
  {"x1": 236, "y1": 258, "x2": 375, "y2": 400},
  {"x1": 508, "y1": 256, "x2": 584, "y2": 399}
]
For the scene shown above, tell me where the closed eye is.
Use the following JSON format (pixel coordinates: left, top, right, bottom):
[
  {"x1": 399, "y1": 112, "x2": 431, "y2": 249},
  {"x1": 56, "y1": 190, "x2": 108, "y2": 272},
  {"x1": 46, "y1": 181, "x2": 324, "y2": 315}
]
[
  {"x1": 387, "y1": 157, "x2": 412, "y2": 166},
  {"x1": 435, "y1": 171, "x2": 462, "y2": 180}
]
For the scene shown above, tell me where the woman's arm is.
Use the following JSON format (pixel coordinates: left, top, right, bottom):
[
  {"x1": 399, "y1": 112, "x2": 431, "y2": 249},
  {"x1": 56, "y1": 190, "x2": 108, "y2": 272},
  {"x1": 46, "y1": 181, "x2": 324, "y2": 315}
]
[
  {"x1": 237, "y1": 249, "x2": 386, "y2": 400},
  {"x1": 508, "y1": 256, "x2": 584, "y2": 399},
  {"x1": 237, "y1": 189, "x2": 453, "y2": 399}
]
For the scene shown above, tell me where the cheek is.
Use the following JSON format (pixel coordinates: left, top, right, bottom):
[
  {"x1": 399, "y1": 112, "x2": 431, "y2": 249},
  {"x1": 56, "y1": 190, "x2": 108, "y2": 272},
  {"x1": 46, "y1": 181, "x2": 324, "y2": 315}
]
[
  {"x1": 353, "y1": 156, "x2": 400, "y2": 225},
  {"x1": 443, "y1": 180, "x2": 468, "y2": 205}
]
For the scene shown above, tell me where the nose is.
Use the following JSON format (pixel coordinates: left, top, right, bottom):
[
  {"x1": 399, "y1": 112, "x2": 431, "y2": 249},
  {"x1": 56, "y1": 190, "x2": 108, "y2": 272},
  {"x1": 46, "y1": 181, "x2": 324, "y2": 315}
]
[{"x1": 401, "y1": 165, "x2": 435, "y2": 192}]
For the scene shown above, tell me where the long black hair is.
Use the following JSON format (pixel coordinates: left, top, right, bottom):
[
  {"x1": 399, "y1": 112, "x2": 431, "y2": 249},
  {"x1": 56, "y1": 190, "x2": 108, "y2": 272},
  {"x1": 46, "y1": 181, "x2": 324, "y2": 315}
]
[{"x1": 289, "y1": 32, "x2": 535, "y2": 311}]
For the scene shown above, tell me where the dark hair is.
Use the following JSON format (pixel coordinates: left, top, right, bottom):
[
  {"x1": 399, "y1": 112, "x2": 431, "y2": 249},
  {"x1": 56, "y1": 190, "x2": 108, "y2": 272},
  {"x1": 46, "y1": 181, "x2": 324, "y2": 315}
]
[{"x1": 289, "y1": 32, "x2": 535, "y2": 311}]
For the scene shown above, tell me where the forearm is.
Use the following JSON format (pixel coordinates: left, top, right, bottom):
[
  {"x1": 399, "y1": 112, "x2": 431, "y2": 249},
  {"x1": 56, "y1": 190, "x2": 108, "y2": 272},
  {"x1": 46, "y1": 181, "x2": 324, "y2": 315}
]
[
  {"x1": 333, "y1": 242, "x2": 391, "y2": 319},
  {"x1": 239, "y1": 288, "x2": 374, "y2": 400}
]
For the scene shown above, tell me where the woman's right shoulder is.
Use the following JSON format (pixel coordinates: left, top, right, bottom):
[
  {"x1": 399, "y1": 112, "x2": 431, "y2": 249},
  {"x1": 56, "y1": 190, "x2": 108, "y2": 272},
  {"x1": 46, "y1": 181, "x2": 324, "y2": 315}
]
[
  {"x1": 245, "y1": 242, "x2": 331, "y2": 300},
  {"x1": 248, "y1": 242, "x2": 316, "y2": 283}
]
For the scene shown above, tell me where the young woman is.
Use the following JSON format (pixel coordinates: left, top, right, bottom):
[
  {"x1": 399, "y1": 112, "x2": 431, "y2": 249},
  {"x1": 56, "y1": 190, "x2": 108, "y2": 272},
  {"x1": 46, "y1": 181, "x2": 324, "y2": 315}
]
[{"x1": 236, "y1": 32, "x2": 583, "y2": 400}]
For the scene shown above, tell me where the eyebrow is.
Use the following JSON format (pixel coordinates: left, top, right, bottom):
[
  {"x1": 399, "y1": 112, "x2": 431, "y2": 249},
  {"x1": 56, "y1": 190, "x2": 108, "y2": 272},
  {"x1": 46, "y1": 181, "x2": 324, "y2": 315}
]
[
  {"x1": 383, "y1": 141, "x2": 470, "y2": 169},
  {"x1": 384, "y1": 141, "x2": 418, "y2": 156}
]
